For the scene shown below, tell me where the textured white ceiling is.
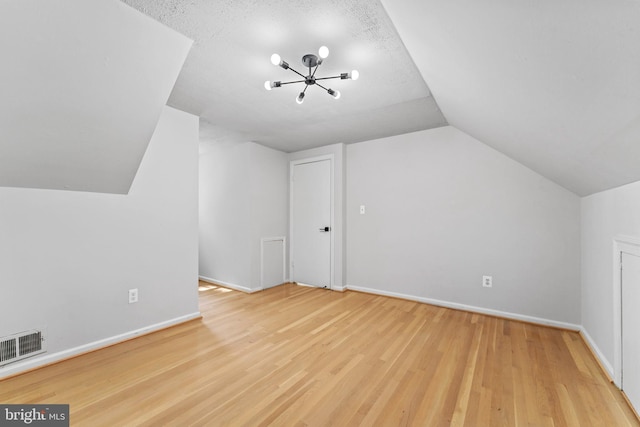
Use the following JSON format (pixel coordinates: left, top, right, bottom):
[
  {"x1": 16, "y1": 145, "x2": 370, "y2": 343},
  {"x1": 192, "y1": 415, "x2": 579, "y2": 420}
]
[
  {"x1": 381, "y1": 0, "x2": 640, "y2": 196},
  {"x1": 122, "y1": 0, "x2": 447, "y2": 152},
  {"x1": 0, "y1": 0, "x2": 191, "y2": 193}
]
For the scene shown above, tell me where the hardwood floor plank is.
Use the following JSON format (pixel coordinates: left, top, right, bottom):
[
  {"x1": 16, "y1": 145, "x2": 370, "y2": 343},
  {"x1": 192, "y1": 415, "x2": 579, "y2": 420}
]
[{"x1": 1, "y1": 282, "x2": 638, "y2": 426}]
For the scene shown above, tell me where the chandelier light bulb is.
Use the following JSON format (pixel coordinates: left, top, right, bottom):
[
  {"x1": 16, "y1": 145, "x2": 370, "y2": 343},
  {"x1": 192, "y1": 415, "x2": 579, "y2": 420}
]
[
  {"x1": 296, "y1": 92, "x2": 305, "y2": 104},
  {"x1": 318, "y1": 46, "x2": 329, "y2": 59},
  {"x1": 328, "y1": 89, "x2": 341, "y2": 99},
  {"x1": 264, "y1": 80, "x2": 272, "y2": 90},
  {"x1": 350, "y1": 70, "x2": 360, "y2": 81},
  {"x1": 270, "y1": 53, "x2": 281, "y2": 66}
]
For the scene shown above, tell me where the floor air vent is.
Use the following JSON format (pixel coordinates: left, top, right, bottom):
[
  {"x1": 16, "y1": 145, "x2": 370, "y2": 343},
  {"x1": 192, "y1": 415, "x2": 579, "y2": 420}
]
[{"x1": 0, "y1": 330, "x2": 45, "y2": 367}]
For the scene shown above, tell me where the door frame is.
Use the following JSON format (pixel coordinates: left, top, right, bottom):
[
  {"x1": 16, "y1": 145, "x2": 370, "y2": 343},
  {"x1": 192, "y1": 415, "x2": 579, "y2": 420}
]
[
  {"x1": 613, "y1": 235, "x2": 640, "y2": 388},
  {"x1": 289, "y1": 154, "x2": 335, "y2": 289}
]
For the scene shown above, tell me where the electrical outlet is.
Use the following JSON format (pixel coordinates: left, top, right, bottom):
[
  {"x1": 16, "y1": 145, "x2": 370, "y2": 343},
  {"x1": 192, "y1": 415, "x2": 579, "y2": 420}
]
[
  {"x1": 482, "y1": 276, "x2": 492, "y2": 288},
  {"x1": 360, "y1": 205, "x2": 365, "y2": 215},
  {"x1": 128, "y1": 288, "x2": 138, "y2": 304}
]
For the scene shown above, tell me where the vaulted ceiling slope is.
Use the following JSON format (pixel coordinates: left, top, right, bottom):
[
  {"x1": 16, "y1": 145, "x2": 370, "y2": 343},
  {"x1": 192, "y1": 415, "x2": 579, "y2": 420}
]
[
  {"x1": 0, "y1": 0, "x2": 191, "y2": 194},
  {"x1": 381, "y1": 0, "x2": 640, "y2": 196},
  {"x1": 122, "y1": 0, "x2": 447, "y2": 153}
]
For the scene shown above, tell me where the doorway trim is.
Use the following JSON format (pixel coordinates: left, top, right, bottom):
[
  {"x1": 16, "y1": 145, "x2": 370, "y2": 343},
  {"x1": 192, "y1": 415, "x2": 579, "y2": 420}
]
[
  {"x1": 289, "y1": 154, "x2": 335, "y2": 289},
  {"x1": 613, "y1": 234, "x2": 640, "y2": 388}
]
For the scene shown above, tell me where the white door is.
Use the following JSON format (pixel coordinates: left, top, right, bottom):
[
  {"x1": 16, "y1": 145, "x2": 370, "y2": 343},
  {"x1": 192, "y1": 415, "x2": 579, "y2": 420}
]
[
  {"x1": 622, "y1": 251, "x2": 640, "y2": 413},
  {"x1": 291, "y1": 159, "x2": 331, "y2": 288}
]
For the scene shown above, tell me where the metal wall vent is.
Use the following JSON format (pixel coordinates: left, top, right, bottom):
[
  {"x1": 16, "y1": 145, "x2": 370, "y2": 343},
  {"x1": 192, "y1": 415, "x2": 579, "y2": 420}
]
[{"x1": 0, "y1": 330, "x2": 45, "y2": 367}]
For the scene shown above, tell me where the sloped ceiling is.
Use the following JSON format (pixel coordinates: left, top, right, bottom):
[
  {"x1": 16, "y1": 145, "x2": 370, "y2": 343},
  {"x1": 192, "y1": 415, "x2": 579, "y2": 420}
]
[
  {"x1": 0, "y1": 0, "x2": 192, "y2": 194},
  {"x1": 122, "y1": 0, "x2": 447, "y2": 153},
  {"x1": 380, "y1": 0, "x2": 640, "y2": 196},
  {"x1": 7, "y1": 0, "x2": 635, "y2": 196}
]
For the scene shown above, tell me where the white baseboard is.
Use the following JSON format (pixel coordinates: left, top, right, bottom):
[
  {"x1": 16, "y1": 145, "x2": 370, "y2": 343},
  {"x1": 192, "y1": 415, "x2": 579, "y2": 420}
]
[
  {"x1": 0, "y1": 312, "x2": 201, "y2": 380},
  {"x1": 199, "y1": 275, "x2": 258, "y2": 293},
  {"x1": 580, "y1": 327, "x2": 614, "y2": 380},
  {"x1": 346, "y1": 285, "x2": 581, "y2": 331}
]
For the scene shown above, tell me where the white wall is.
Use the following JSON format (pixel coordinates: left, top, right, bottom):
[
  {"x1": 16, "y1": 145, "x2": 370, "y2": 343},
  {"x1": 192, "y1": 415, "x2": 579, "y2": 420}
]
[
  {"x1": 0, "y1": 106, "x2": 200, "y2": 378},
  {"x1": 289, "y1": 144, "x2": 346, "y2": 290},
  {"x1": 249, "y1": 143, "x2": 290, "y2": 289},
  {"x1": 199, "y1": 141, "x2": 288, "y2": 291},
  {"x1": 0, "y1": 0, "x2": 192, "y2": 194},
  {"x1": 346, "y1": 126, "x2": 581, "y2": 326},
  {"x1": 199, "y1": 141, "x2": 252, "y2": 288},
  {"x1": 581, "y1": 180, "x2": 640, "y2": 375}
]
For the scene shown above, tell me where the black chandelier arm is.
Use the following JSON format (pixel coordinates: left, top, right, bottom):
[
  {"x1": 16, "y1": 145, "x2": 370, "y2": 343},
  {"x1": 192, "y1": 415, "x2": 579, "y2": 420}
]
[
  {"x1": 315, "y1": 81, "x2": 330, "y2": 91},
  {"x1": 314, "y1": 75, "x2": 345, "y2": 82},
  {"x1": 310, "y1": 63, "x2": 321, "y2": 79},
  {"x1": 284, "y1": 65, "x2": 307, "y2": 80},
  {"x1": 278, "y1": 79, "x2": 307, "y2": 85}
]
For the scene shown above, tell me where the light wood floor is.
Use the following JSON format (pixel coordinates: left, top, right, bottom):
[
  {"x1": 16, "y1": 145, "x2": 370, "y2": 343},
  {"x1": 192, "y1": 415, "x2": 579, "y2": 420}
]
[{"x1": 1, "y1": 282, "x2": 638, "y2": 426}]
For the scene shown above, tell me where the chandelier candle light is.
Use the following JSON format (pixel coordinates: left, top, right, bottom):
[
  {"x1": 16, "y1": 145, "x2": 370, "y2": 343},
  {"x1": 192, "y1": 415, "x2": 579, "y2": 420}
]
[{"x1": 265, "y1": 46, "x2": 359, "y2": 104}]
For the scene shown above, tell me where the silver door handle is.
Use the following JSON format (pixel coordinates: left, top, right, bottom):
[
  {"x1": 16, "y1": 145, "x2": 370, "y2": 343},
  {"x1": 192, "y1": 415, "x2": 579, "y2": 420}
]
[{"x1": 319, "y1": 227, "x2": 331, "y2": 232}]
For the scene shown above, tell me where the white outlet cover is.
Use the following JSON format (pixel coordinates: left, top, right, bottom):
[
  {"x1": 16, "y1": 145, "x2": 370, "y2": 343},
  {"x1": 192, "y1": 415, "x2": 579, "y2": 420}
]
[
  {"x1": 128, "y1": 288, "x2": 139, "y2": 303},
  {"x1": 482, "y1": 276, "x2": 492, "y2": 287}
]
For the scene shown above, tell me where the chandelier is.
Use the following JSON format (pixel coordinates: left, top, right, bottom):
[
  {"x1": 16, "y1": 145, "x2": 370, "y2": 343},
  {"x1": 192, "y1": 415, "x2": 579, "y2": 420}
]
[{"x1": 264, "y1": 46, "x2": 359, "y2": 104}]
